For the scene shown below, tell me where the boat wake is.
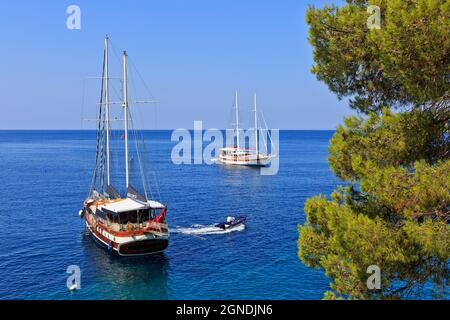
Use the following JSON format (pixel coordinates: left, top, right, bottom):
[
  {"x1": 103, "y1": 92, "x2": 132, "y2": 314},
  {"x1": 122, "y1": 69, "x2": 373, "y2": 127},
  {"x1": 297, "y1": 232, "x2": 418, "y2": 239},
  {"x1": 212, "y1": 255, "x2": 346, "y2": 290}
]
[{"x1": 170, "y1": 223, "x2": 245, "y2": 236}]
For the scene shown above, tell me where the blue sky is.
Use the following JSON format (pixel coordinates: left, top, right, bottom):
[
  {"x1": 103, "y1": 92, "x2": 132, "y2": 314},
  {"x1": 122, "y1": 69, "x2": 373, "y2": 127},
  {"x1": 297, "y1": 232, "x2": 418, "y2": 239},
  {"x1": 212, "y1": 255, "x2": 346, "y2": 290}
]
[{"x1": 0, "y1": 0, "x2": 352, "y2": 129}]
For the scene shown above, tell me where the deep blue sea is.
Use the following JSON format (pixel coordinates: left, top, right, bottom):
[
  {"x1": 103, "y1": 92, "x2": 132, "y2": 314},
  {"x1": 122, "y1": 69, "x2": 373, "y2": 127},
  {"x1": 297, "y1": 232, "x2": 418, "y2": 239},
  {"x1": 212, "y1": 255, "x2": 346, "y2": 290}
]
[{"x1": 0, "y1": 130, "x2": 340, "y2": 299}]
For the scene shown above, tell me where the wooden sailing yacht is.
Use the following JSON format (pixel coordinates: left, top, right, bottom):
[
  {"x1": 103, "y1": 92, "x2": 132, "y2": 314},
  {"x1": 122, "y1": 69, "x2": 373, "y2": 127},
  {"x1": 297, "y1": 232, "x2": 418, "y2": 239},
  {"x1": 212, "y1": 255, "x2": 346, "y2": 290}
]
[
  {"x1": 80, "y1": 35, "x2": 169, "y2": 256},
  {"x1": 217, "y1": 91, "x2": 275, "y2": 167}
]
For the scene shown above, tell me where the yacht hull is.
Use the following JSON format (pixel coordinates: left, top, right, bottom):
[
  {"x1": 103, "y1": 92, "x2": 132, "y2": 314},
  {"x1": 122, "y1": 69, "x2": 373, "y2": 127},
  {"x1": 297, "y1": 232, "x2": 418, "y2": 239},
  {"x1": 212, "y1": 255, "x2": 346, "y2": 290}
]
[
  {"x1": 84, "y1": 214, "x2": 169, "y2": 256},
  {"x1": 216, "y1": 155, "x2": 274, "y2": 167}
]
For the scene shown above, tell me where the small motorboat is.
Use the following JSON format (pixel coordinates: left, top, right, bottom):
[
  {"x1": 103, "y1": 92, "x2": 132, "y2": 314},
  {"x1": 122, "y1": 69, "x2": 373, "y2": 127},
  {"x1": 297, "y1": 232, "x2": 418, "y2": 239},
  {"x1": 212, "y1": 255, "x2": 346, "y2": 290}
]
[{"x1": 215, "y1": 216, "x2": 247, "y2": 230}]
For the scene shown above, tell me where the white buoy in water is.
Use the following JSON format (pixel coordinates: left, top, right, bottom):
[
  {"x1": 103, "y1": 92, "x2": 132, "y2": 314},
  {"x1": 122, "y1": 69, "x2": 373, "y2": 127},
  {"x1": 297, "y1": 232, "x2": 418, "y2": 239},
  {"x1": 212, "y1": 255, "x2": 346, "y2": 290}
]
[{"x1": 69, "y1": 284, "x2": 78, "y2": 291}]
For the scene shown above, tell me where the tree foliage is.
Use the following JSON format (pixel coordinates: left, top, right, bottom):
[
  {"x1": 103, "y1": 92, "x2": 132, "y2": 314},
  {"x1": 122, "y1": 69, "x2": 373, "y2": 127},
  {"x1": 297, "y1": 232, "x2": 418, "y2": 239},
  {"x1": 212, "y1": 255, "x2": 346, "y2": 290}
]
[
  {"x1": 299, "y1": 0, "x2": 449, "y2": 299},
  {"x1": 306, "y1": 0, "x2": 449, "y2": 113}
]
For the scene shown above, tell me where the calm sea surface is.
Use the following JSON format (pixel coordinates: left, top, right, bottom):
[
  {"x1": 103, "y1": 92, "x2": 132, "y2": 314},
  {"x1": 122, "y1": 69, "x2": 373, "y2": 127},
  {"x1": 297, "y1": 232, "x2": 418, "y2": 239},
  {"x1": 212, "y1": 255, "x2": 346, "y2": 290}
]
[{"x1": 0, "y1": 130, "x2": 338, "y2": 299}]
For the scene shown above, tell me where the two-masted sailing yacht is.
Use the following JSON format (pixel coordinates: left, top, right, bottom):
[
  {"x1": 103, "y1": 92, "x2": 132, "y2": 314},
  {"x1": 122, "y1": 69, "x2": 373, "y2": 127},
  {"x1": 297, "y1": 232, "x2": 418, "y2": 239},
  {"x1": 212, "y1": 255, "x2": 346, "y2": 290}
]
[
  {"x1": 80, "y1": 35, "x2": 169, "y2": 256},
  {"x1": 217, "y1": 91, "x2": 275, "y2": 167}
]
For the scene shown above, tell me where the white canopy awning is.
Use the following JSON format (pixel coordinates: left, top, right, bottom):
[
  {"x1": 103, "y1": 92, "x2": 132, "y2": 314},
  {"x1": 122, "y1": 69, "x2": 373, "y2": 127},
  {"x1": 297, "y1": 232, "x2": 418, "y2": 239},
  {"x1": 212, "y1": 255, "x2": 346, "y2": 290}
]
[
  {"x1": 147, "y1": 200, "x2": 166, "y2": 209},
  {"x1": 99, "y1": 198, "x2": 165, "y2": 213}
]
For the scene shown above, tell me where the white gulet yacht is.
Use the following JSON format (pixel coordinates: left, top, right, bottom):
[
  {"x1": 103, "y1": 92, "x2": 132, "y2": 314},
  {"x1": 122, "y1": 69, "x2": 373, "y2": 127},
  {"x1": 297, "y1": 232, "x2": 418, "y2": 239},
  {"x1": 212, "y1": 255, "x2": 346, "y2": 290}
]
[{"x1": 217, "y1": 92, "x2": 275, "y2": 167}]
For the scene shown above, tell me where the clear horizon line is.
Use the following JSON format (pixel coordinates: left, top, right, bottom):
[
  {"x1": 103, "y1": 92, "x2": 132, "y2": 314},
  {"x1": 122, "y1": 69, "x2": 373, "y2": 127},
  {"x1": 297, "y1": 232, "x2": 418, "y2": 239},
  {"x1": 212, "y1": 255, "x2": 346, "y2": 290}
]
[{"x1": 0, "y1": 128, "x2": 337, "y2": 131}]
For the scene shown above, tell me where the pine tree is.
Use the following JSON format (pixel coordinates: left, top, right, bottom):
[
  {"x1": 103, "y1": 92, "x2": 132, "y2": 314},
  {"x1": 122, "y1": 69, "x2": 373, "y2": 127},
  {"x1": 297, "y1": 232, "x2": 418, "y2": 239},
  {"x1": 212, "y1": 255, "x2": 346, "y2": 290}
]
[{"x1": 298, "y1": 0, "x2": 449, "y2": 299}]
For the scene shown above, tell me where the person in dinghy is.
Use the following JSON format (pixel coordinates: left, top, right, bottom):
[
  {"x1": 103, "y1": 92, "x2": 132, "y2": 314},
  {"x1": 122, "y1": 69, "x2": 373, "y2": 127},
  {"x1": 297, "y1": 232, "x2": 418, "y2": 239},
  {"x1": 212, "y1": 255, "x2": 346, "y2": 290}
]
[{"x1": 215, "y1": 216, "x2": 247, "y2": 230}]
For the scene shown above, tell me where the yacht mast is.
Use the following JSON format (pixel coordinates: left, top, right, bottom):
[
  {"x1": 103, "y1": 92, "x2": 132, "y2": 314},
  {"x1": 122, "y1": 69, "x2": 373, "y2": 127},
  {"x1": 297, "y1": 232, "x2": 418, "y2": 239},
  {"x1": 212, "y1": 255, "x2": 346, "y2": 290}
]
[
  {"x1": 104, "y1": 34, "x2": 111, "y2": 186},
  {"x1": 235, "y1": 90, "x2": 240, "y2": 149},
  {"x1": 123, "y1": 50, "x2": 129, "y2": 188},
  {"x1": 254, "y1": 93, "x2": 258, "y2": 156}
]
